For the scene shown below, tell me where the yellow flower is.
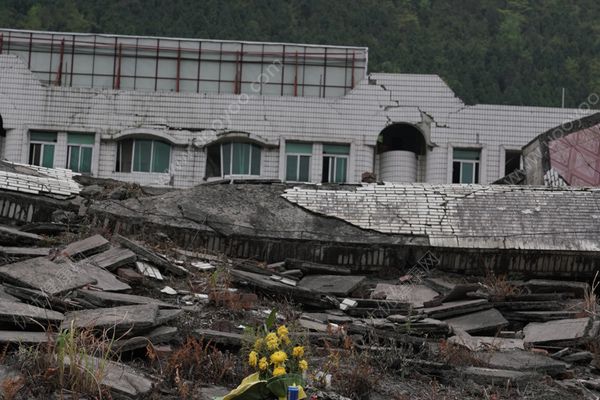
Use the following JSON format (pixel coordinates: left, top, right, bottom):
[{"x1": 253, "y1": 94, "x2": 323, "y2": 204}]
[
  {"x1": 248, "y1": 351, "x2": 258, "y2": 367},
  {"x1": 273, "y1": 366, "x2": 286, "y2": 377},
  {"x1": 265, "y1": 332, "x2": 278, "y2": 342},
  {"x1": 266, "y1": 332, "x2": 279, "y2": 350},
  {"x1": 281, "y1": 335, "x2": 291, "y2": 345},
  {"x1": 259, "y1": 357, "x2": 268, "y2": 370},
  {"x1": 292, "y1": 346, "x2": 305, "y2": 358},
  {"x1": 270, "y1": 351, "x2": 287, "y2": 364},
  {"x1": 277, "y1": 325, "x2": 289, "y2": 338},
  {"x1": 254, "y1": 338, "x2": 264, "y2": 351},
  {"x1": 298, "y1": 359, "x2": 308, "y2": 371}
]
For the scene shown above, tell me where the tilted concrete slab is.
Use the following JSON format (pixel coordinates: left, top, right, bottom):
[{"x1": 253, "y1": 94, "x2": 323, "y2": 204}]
[{"x1": 0, "y1": 257, "x2": 95, "y2": 295}]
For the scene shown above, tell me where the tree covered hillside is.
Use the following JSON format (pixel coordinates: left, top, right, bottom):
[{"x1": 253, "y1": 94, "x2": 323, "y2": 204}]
[{"x1": 0, "y1": 0, "x2": 598, "y2": 108}]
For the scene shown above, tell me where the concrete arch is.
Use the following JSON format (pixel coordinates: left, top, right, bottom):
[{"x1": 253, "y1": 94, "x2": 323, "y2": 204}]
[
  {"x1": 376, "y1": 123, "x2": 428, "y2": 183},
  {"x1": 110, "y1": 128, "x2": 188, "y2": 145},
  {"x1": 204, "y1": 130, "x2": 277, "y2": 148},
  {"x1": 376, "y1": 123, "x2": 427, "y2": 155}
]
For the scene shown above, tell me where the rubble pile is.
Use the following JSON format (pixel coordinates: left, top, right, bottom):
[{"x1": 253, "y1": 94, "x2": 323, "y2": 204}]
[{"x1": 0, "y1": 219, "x2": 598, "y2": 399}]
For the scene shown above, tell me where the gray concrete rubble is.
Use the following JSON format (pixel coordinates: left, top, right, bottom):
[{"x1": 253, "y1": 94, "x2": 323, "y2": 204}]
[{"x1": 0, "y1": 183, "x2": 599, "y2": 399}]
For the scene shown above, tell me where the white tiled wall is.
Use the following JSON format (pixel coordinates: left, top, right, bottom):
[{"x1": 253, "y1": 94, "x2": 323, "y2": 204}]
[{"x1": 0, "y1": 54, "x2": 591, "y2": 188}]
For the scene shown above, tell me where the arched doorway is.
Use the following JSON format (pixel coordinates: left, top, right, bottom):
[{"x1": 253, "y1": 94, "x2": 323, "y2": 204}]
[{"x1": 376, "y1": 123, "x2": 427, "y2": 182}]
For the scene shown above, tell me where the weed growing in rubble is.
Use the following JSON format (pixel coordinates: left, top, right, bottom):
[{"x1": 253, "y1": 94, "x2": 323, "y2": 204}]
[
  {"x1": 13, "y1": 325, "x2": 115, "y2": 399},
  {"x1": 483, "y1": 268, "x2": 521, "y2": 299},
  {"x1": 163, "y1": 336, "x2": 243, "y2": 398},
  {"x1": 583, "y1": 271, "x2": 600, "y2": 316}
]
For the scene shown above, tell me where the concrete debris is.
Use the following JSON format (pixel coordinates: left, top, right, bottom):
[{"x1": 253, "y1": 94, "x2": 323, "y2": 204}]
[
  {"x1": 371, "y1": 283, "x2": 439, "y2": 307},
  {"x1": 0, "y1": 190, "x2": 598, "y2": 399},
  {"x1": 523, "y1": 318, "x2": 593, "y2": 346},
  {"x1": 525, "y1": 279, "x2": 590, "y2": 298},
  {"x1": 461, "y1": 366, "x2": 540, "y2": 386},
  {"x1": 64, "y1": 356, "x2": 154, "y2": 397},
  {"x1": 114, "y1": 234, "x2": 188, "y2": 276},
  {"x1": 76, "y1": 288, "x2": 178, "y2": 309},
  {"x1": 160, "y1": 286, "x2": 178, "y2": 295},
  {"x1": 0, "y1": 299, "x2": 64, "y2": 326},
  {"x1": 0, "y1": 225, "x2": 43, "y2": 245},
  {"x1": 298, "y1": 275, "x2": 365, "y2": 296},
  {"x1": 86, "y1": 246, "x2": 137, "y2": 271},
  {"x1": 0, "y1": 257, "x2": 95, "y2": 295},
  {"x1": 62, "y1": 304, "x2": 160, "y2": 334},
  {"x1": 136, "y1": 260, "x2": 164, "y2": 280},
  {"x1": 62, "y1": 234, "x2": 110, "y2": 258},
  {"x1": 444, "y1": 308, "x2": 509, "y2": 334}
]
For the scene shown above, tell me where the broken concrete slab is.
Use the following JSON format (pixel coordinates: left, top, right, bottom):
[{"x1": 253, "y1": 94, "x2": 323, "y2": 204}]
[
  {"x1": 371, "y1": 283, "x2": 438, "y2": 307},
  {"x1": 285, "y1": 258, "x2": 353, "y2": 275},
  {"x1": 193, "y1": 329, "x2": 244, "y2": 347},
  {"x1": 0, "y1": 330, "x2": 54, "y2": 344},
  {"x1": 114, "y1": 234, "x2": 188, "y2": 276},
  {"x1": 136, "y1": 261, "x2": 163, "y2": 280},
  {"x1": 62, "y1": 304, "x2": 159, "y2": 333},
  {"x1": 423, "y1": 299, "x2": 492, "y2": 319},
  {"x1": 73, "y1": 260, "x2": 131, "y2": 292},
  {"x1": 562, "y1": 351, "x2": 593, "y2": 364},
  {"x1": 461, "y1": 366, "x2": 540, "y2": 386},
  {"x1": 525, "y1": 279, "x2": 589, "y2": 298},
  {"x1": 114, "y1": 326, "x2": 178, "y2": 352},
  {"x1": 298, "y1": 274, "x2": 366, "y2": 297},
  {"x1": 0, "y1": 257, "x2": 95, "y2": 295},
  {"x1": 156, "y1": 308, "x2": 183, "y2": 325},
  {"x1": 0, "y1": 246, "x2": 51, "y2": 257},
  {"x1": 424, "y1": 283, "x2": 480, "y2": 307},
  {"x1": 0, "y1": 284, "x2": 21, "y2": 302},
  {"x1": 64, "y1": 356, "x2": 154, "y2": 397},
  {"x1": 523, "y1": 318, "x2": 592, "y2": 346},
  {"x1": 448, "y1": 331, "x2": 524, "y2": 351},
  {"x1": 2, "y1": 284, "x2": 81, "y2": 312},
  {"x1": 473, "y1": 350, "x2": 568, "y2": 376},
  {"x1": 444, "y1": 308, "x2": 508, "y2": 335},
  {"x1": 0, "y1": 225, "x2": 43, "y2": 246},
  {"x1": 77, "y1": 289, "x2": 178, "y2": 309},
  {"x1": 230, "y1": 269, "x2": 338, "y2": 309},
  {"x1": 86, "y1": 246, "x2": 136, "y2": 271},
  {"x1": 503, "y1": 310, "x2": 582, "y2": 322},
  {"x1": 62, "y1": 234, "x2": 110, "y2": 258},
  {"x1": 0, "y1": 299, "x2": 64, "y2": 326}
]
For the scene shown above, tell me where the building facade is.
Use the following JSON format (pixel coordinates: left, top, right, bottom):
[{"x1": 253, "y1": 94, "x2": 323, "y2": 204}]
[{"x1": 0, "y1": 28, "x2": 592, "y2": 188}]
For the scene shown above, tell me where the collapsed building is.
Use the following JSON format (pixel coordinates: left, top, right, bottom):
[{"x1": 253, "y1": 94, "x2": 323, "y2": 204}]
[{"x1": 0, "y1": 28, "x2": 593, "y2": 188}]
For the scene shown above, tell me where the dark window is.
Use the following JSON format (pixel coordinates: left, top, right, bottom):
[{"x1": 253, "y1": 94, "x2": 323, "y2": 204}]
[
  {"x1": 505, "y1": 150, "x2": 522, "y2": 175},
  {"x1": 321, "y1": 144, "x2": 349, "y2": 183}
]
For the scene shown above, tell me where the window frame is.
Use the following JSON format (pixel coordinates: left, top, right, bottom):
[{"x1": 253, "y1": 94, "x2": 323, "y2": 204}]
[
  {"x1": 285, "y1": 142, "x2": 313, "y2": 182},
  {"x1": 67, "y1": 144, "x2": 94, "y2": 173},
  {"x1": 452, "y1": 148, "x2": 481, "y2": 184},
  {"x1": 206, "y1": 142, "x2": 261, "y2": 178},
  {"x1": 322, "y1": 144, "x2": 350, "y2": 184},
  {"x1": 29, "y1": 132, "x2": 57, "y2": 168},
  {"x1": 116, "y1": 138, "x2": 171, "y2": 173}
]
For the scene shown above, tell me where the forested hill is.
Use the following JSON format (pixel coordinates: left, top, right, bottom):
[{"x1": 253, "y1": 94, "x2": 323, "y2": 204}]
[{"x1": 0, "y1": 0, "x2": 598, "y2": 108}]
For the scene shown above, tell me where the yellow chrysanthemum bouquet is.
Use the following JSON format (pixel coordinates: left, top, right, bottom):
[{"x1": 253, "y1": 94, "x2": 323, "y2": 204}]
[{"x1": 219, "y1": 311, "x2": 308, "y2": 400}]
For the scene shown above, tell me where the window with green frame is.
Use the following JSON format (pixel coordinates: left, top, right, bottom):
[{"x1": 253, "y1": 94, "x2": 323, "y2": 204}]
[
  {"x1": 67, "y1": 133, "x2": 94, "y2": 173},
  {"x1": 452, "y1": 148, "x2": 480, "y2": 183},
  {"x1": 285, "y1": 142, "x2": 312, "y2": 182},
  {"x1": 322, "y1": 144, "x2": 349, "y2": 183},
  {"x1": 29, "y1": 131, "x2": 57, "y2": 168},
  {"x1": 115, "y1": 138, "x2": 171, "y2": 173},
  {"x1": 206, "y1": 142, "x2": 261, "y2": 177}
]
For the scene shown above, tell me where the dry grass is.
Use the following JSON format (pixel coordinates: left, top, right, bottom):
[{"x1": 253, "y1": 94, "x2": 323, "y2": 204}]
[
  {"x1": 162, "y1": 336, "x2": 244, "y2": 398},
  {"x1": 13, "y1": 326, "x2": 116, "y2": 399},
  {"x1": 482, "y1": 268, "x2": 521, "y2": 299},
  {"x1": 583, "y1": 271, "x2": 600, "y2": 316}
]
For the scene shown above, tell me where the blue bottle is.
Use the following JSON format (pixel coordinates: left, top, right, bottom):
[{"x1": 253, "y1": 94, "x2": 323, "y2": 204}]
[{"x1": 287, "y1": 386, "x2": 299, "y2": 400}]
